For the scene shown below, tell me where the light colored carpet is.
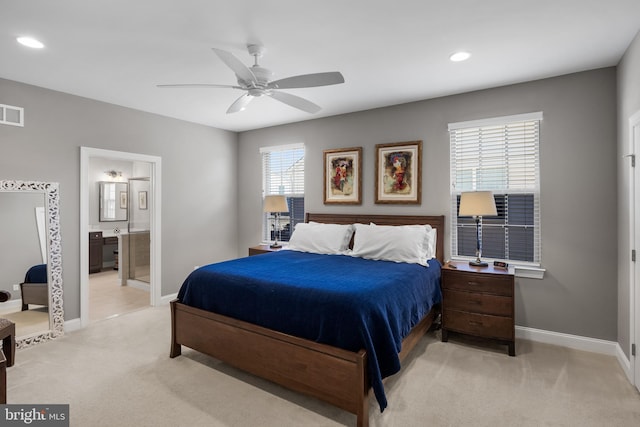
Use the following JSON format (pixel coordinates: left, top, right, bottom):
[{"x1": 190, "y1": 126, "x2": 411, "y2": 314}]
[{"x1": 7, "y1": 306, "x2": 640, "y2": 426}]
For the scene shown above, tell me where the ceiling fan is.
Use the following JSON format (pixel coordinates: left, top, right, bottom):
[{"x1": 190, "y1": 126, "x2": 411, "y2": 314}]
[{"x1": 158, "y1": 44, "x2": 345, "y2": 114}]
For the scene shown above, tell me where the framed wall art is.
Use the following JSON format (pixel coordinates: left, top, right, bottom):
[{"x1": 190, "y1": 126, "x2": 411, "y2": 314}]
[
  {"x1": 138, "y1": 191, "x2": 148, "y2": 210},
  {"x1": 323, "y1": 147, "x2": 362, "y2": 204},
  {"x1": 119, "y1": 191, "x2": 128, "y2": 209},
  {"x1": 375, "y1": 140, "x2": 422, "y2": 204}
]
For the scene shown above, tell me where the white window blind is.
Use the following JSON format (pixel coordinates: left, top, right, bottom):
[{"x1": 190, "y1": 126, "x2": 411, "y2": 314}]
[
  {"x1": 260, "y1": 143, "x2": 305, "y2": 243},
  {"x1": 449, "y1": 112, "x2": 542, "y2": 264}
]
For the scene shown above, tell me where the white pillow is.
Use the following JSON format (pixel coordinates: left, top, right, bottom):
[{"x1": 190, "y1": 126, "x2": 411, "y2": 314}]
[
  {"x1": 286, "y1": 222, "x2": 355, "y2": 255},
  {"x1": 350, "y1": 223, "x2": 436, "y2": 266}
]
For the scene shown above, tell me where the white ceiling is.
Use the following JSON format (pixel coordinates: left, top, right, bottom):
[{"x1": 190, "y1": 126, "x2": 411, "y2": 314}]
[{"x1": 2, "y1": 1, "x2": 640, "y2": 132}]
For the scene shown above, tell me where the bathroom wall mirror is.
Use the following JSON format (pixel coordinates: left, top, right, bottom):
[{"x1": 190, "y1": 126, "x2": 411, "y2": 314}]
[
  {"x1": 99, "y1": 181, "x2": 128, "y2": 222},
  {"x1": 0, "y1": 180, "x2": 64, "y2": 348}
]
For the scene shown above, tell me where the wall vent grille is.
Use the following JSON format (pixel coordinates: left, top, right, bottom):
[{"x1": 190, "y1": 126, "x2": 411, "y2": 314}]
[{"x1": 0, "y1": 103, "x2": 24, "y2": 127}]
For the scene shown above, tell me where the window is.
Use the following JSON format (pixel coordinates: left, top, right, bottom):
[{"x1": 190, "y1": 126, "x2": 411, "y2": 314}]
[
  {"x1": 449, "y1": 112, "x2": 542, "y2": 265},
  {"x1": 260, "y1": 143, "x2": 305, "y2": 243}
]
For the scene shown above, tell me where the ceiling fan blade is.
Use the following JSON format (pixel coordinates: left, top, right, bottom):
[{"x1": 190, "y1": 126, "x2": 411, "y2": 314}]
[
  {"x1": 268, "y1": 72, "x2": 344, "y2": 89},
  {"x1": 269, "y1": 91, "x2": 321, "y2": 114},
  {"x1": 212, "y1": 48, "x2": 257, "y2": 84},
  {"x1": 226, "y1": 94, "x2": 253, "y2": 114},
  {"x1": 157, "y1": 83, "x2": 242, "y2": 89}
]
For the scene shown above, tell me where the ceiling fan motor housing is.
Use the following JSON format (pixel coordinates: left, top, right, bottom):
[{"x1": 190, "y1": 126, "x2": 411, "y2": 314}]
[{"x1": 250, "y1": 66, "x2": 273, "y2": 85}]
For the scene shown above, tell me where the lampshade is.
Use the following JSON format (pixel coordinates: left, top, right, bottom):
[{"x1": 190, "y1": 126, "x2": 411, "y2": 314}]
[
  {"x1": 459, "y1": 191, "x2": 497, "y2": 217},
  {"x1": 263, "y1": 195, "x2": 289, "y2": 213}
]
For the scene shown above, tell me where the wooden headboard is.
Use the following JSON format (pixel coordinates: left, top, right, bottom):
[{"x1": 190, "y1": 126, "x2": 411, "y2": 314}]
[{"x1": 305, "y1": 213, "x2": 445, "y2": 264}]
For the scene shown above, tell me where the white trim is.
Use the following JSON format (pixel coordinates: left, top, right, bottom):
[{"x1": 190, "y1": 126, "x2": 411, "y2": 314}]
[
  {"x1": 448, "y1": 111, "x2": 543, "y2": 131},
  {"x1": 616, "y1": 343, "x2": 633, "y2": 384},
  {"x1": 512, "y1": 265, "x2": 545, "y2": 280},
  {"x1": 80, "y1": 147, "x2": 162, "y2": 329},
  {"x1": 451, "y1": 257, "x2": 545, "y2": 279},
  {"x1": 258, "y1": 142, "x2": 304, "y2": 153},
  {"x1": 629, "y1": 109, "x2": 640, "y2": 389},
  {"x1": 160, "y1": 292, "x2": 178, "y2": 305},
  {"x1": 516, "y1": 326, "x2": 617, "y2": 355},
  {"x1": 63, "y1": 318, "x2": 82, "y2": 333},
  {"x1": 0, "y1": 103, "x2": 24, "y2": 127}
]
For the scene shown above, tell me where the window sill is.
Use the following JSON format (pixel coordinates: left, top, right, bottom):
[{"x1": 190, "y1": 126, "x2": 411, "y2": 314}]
[
  {"x1": 450, "y1": 257, "x2": 545, "y2": 279},
  {"x1": 510, "y1": 265, "x2": 545, "y2": 280}
]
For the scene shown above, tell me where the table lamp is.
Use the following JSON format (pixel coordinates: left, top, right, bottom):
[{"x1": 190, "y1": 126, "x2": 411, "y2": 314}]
[
  {"x1": 459, "y1": 191, "x2": 497, "y2": 267},
  {"x1": 263, "y1": 195, "x2": 289, "y2": 248}
]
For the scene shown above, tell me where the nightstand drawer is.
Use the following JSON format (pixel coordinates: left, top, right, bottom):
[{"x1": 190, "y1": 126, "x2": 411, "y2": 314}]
[
  {"x1": 442, "y1": 270, "x2": 513, "y2": 296},
  {"x1": 443, "y1": 289, "x2": 512, "y2": 316},
  {"x1": 443, "y1": 309, "x2": 513, "y2": 340}
]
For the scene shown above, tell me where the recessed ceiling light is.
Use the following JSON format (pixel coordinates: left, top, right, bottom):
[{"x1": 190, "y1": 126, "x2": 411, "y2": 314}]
[
  {"x1": 17, "y1": 36, "x2": 45, "y2": 49},
  {"x1": 450, "y1": 51, "x2": 471, "y2": 62}
]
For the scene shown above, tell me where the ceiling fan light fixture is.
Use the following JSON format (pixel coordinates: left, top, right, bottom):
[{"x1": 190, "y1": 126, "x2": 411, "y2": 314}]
[
  {"x1": 17, "y1": 36, "x2": 45, "y2": 49},
  {"x1": 450, "y1": 51, "x2": 471, "y2": 62},
  {"x1": 159, "y1": 44, "x2": 344, "y2": 114}
]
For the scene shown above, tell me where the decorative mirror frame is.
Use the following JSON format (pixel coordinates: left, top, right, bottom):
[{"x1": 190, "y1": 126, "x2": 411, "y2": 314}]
[{"x1": 0, "y1": 180, "x2": 64, "y2": 348}]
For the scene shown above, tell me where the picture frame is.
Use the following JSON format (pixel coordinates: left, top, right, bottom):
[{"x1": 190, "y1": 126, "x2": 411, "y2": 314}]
[
  {"x1": 119, "y1": 191, "x2": 127, "y2": 209},
  {"x1": 138, "y1": 191, "x2": 148, "y2": 210},
  {"x1": 324, "y1": 147, "x2": 362, "y2": 204},
  {"x1": 375, "y1": 140, "x2": 422, "y2": 204}
]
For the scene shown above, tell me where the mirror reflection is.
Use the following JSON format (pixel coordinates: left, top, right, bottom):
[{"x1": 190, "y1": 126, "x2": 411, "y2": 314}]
[
  {"x1": 99, "y1": 181, "x2": 128, "y2": 222},
  {"x1": 0, "y1": 192, "x2": 50, "y2": 337}
]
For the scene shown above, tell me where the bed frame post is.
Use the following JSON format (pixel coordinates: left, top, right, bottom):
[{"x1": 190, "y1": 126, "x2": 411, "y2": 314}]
[
  {"x1": 356, "y1": 350, "x2": 369, "y2": 427},
  {"x1": 170, "y1": 300, "x2": 181, "y2": 358}
]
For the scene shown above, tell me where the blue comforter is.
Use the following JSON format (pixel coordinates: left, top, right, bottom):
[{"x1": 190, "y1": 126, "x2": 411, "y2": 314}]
[{"x1": 177, "y1": 250, "x2": 442, "y2": 411}]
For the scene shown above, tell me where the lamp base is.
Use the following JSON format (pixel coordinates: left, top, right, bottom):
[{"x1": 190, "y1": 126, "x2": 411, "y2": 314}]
[
  {"x1": 469, "y1": 260, "x2": 488, "y2": 267},
  {"x1": 270, "y1": 243, "x2": 282, "y2": 249}
]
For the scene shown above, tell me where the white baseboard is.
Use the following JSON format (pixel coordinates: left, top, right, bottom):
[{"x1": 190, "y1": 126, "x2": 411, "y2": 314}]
[
  {"x1": 615, "y1": 343, "x2": 634, "y2": 384},
  {"x1": 515, "y1": 325, "x2": 617, "y2": 355},
  {"x1": 64, "y1": 317, "x2": 82, "y2": 333},
  {"x1": 159, "y1": 292, "x2": 177, "y2": 305}
]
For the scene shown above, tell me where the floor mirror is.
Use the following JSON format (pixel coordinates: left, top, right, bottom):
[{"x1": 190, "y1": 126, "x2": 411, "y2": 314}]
[{"x1": 0, "y1": 180, "x2": 64, "y2": 348}]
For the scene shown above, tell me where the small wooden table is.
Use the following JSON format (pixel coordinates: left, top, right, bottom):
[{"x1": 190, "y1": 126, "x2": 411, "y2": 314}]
[{"x1": 441, "y1": 262, "x2": 515, "y2": 356}]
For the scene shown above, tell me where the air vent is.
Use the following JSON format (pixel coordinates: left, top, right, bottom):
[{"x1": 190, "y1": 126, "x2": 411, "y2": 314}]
[{"x1": 0, "y1": 104, "x2": 24, "y2": 127}]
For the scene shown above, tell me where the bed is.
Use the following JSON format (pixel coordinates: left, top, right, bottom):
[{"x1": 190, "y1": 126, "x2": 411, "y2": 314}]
[{"x1": 170, "y1": 213, "x2": 445, "y2": 427}]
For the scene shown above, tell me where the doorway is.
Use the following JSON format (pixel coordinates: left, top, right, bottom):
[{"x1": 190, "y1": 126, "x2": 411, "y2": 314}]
[{"x1": 80, "y1": 147, "x2": 162, "y2": 328}]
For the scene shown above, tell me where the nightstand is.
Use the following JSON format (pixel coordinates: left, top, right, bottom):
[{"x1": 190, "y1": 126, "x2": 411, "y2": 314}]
[
  {"x1": 248, "y1": 245, "x2": 283, "y2": 256},
  {"x1": 441, "y1": 262, "x2": 515, "y2": 356}
]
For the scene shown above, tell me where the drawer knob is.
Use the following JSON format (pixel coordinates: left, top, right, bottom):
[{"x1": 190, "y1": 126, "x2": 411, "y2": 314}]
[
  {"x1": 469, "y1": 320, "x2": 483, "y2": 326},
  {"x1": 468, "y1": 281, "x2": 480, "y2": 286}
]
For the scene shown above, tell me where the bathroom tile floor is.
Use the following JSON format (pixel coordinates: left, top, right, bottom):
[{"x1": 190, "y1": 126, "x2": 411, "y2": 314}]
[{"x1": 89, "y1": 270, "x2": 149, "y2": 322}]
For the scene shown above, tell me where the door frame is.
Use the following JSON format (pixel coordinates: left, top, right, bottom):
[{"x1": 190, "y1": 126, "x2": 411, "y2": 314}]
[
  {"x1": 629, "y1": 110, "x2": 640, "y2": 390},
  {"x1": 80, "y1": 147, "x2": 162, "y2": 327}
]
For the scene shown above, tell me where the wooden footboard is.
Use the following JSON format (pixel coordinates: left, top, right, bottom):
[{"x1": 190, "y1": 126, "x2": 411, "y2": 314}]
[{"x1": 171, "y1": 300, "x2": 436, "y2": 427}]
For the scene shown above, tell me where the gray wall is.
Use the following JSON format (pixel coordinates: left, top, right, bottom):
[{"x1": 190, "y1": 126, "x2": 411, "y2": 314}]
[
  {"x1": 239, "y1": 68, "x2": 618, "y2": 341},
  {"x1": 0, "y1": 78, "x2": 239, "y2": 320},
  {"x1": 617, "y1": 29, "x2": 640, "y2": 357}
]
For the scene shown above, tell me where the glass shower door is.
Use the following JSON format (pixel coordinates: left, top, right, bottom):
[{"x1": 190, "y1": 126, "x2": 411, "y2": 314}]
[{"x1": 127, "y1": 178, "x2": 150, "y2": 283}]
